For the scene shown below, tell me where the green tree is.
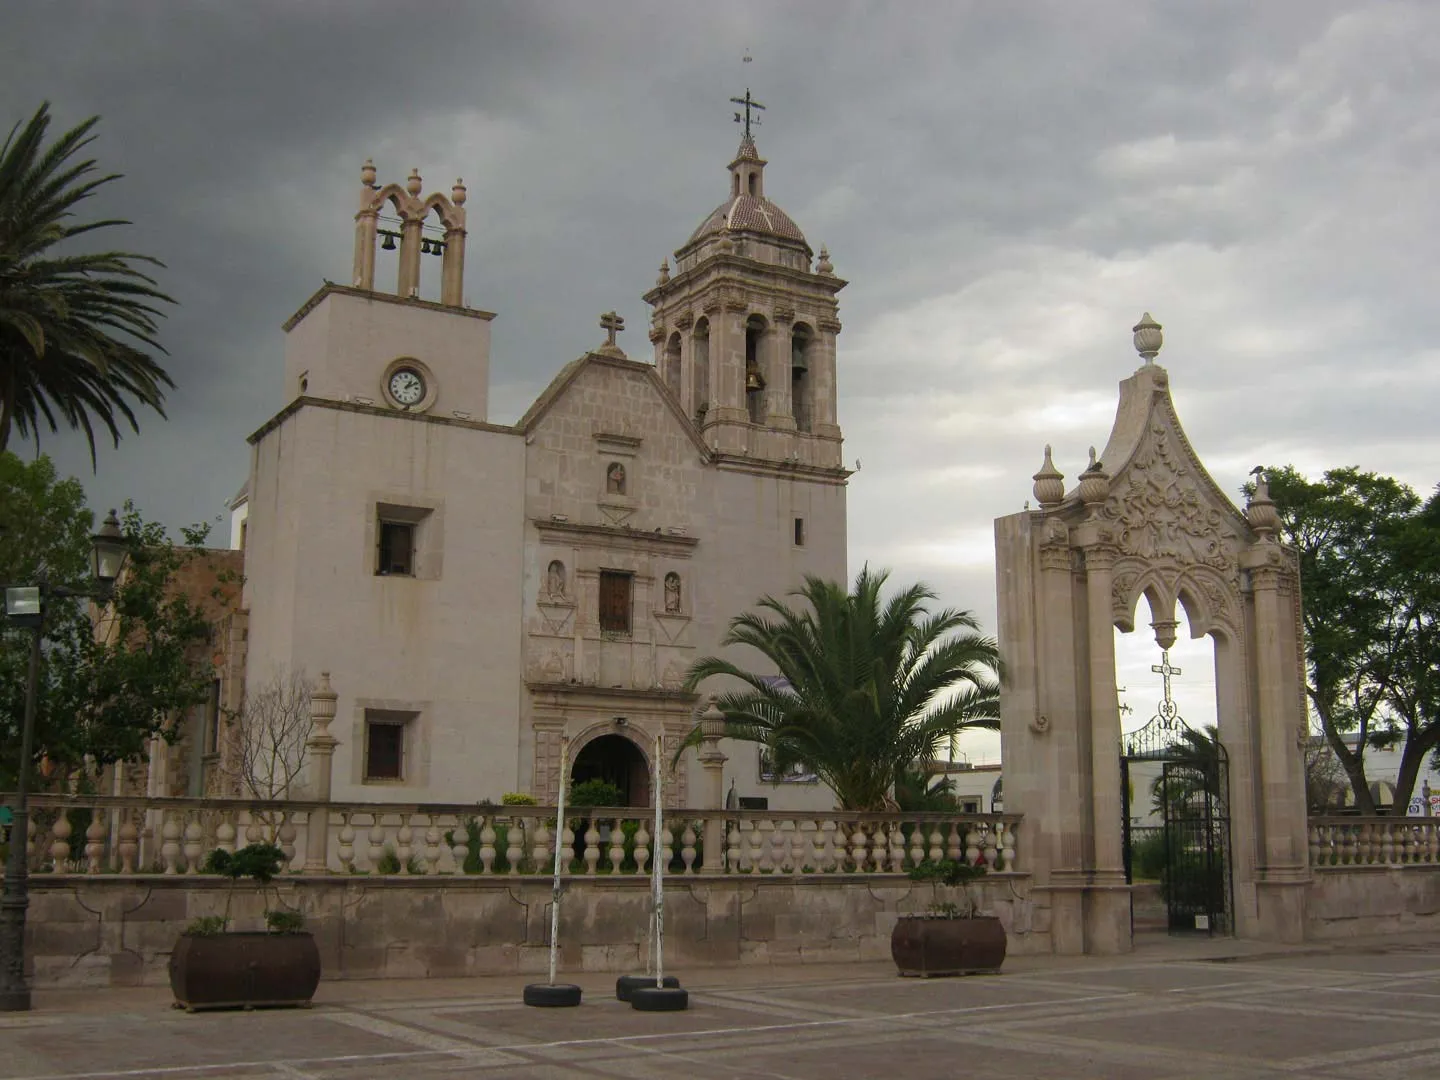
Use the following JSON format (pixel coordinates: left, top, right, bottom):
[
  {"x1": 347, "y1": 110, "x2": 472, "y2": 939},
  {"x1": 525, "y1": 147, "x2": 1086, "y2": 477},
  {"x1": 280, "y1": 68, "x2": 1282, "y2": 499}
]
[
  {"x1": 682, "y1": 567, "x2": 1001, "y2": 811},
  {"x1": 0, "y1": 103, "x2": 174, "y2": 462},
  {"x1": 0, "y1": 452, "x2": 231, "y2": 789},
  {"x1": 1150, "y1": 723, "x2": 1222, "y2": 818},
  {"x1": 1265, "y1": 466, "x2": 1440, "y2": 815}
]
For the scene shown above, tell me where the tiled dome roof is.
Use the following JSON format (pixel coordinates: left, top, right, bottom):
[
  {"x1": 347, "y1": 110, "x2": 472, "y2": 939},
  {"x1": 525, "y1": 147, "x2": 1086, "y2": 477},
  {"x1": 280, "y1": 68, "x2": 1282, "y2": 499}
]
[{"x1": 689, "y1": 195, "x2": 807, "y2": 245}]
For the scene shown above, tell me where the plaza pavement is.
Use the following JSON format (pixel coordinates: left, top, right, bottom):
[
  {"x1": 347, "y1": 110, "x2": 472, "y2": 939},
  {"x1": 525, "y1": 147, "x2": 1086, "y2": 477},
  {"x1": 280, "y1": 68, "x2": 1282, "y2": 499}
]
[{"x1": 5, "y1": 931, "x2": 1440, "y2": 1079}]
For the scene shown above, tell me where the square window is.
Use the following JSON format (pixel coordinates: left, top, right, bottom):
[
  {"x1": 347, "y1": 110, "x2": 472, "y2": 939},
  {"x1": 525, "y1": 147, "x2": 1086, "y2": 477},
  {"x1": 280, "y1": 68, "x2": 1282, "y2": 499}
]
[
  {"x1": 377, "y1": 521, "x2": 414, "y2": 576},
  {"x1": 794, "y1": 517, "x2": 806, "y2": 546},
  {"x1": 598, "y1": 570, "x2": 633, "y2": 634},
  {"x1": 364, "y1": 715, "x2": 407, "y2": 781}
]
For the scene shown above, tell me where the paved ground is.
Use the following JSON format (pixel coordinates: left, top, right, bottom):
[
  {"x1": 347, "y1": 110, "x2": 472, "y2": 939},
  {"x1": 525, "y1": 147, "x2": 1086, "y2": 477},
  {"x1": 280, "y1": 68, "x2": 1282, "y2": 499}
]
[{"x1": 6, "y1": 933, "x2": 1440, "y2": 1079}]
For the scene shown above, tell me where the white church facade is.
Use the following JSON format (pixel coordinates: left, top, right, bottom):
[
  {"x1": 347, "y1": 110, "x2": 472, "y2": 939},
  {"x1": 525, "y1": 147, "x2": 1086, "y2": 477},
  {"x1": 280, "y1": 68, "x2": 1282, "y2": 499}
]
[{"x1": 229, "y1": 124, "x2": 849, "y2": 810}]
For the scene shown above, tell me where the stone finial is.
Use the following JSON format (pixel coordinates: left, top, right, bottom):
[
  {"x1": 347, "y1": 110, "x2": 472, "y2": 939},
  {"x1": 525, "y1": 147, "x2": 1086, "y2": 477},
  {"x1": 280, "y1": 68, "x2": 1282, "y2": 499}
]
[
  {"x1": 718, "y1": 230, "x2": 735, "y2": 254},
  {"x1": 699, "y1": 695, "x2": 727, "y2": 741},
  {"x1": 1077, "y1": 446, "x2": 1109, "y2": 508},
  {"x1": 1246, "y1": 466, "x2": 1280, "y2": 538},
  {"x1": 360, "y1": 159, "x2": 377, "y2": 188},
  {"x1": 451, "y1": 178, "x2": 467, "y2": 206},
  {"x1": 406, "y1": 168, "x2": 423, "y2": 196},
  {"x1": 308, "y1": 671, "x2": 339, "y2": 744},
  {"x1": 1032, "y1": 444, "x2": 1065, "y2": 508},
  {"x1": 1133, "y1": 312, "x2": 1163, "y2": 362},
  {"x1": 816, "y1": 245, "x2": 834, "y2": 275},
  {"x1": 657, "y1": 258, "x2": 670, "y2": 286},
  {"x1": 597, "y1": 310, "x2": 627, "y2": 357}
]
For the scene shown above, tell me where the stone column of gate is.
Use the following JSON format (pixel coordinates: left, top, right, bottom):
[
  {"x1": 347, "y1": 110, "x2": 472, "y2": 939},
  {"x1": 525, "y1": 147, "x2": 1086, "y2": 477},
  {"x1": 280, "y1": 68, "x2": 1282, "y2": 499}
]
[
  {"x1": 303, "y1": 672, "x2": 340, "y2": 873},
  {"x1": 696, "y1": 699, "x2": 729, "y2": 873},
  {"x1": 1240, "y1": 546, "x2": 1310, "y2": 942}
]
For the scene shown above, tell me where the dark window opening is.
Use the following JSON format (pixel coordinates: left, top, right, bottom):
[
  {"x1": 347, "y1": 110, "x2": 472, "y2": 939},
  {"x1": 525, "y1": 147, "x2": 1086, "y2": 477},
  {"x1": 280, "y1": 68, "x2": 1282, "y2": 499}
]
[
  {"x1": 745, "y1": 316, "x2": 766, "y2": 424},
  {"x1": 794, "y1": 517, "x2": 805, "y2": 546},
  {"x1": 748, "y1": 173, "x2": 757, "y2": 196},
  {"x1": 365, "y1": 720, "x2": 405, "y2": 781},
  {"x1": 204, "y1": 679, "x2": 221, "y2": 755},
  {"x1": 599, "y1": 570, "x2": 633, "y2": 634},
  {"x1": 377, "y1": 521, "x2": 414, "y2": 576}
]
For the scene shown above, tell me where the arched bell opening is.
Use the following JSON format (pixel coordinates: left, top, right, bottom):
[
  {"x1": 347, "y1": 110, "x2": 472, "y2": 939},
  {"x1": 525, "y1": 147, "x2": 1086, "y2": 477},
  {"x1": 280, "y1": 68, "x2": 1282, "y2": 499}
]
[
  {"x1": 744, "y1": 314, "x2": 767, "y2": 424},
  {"x1": 691, "y1": 317, "x2": 710, "y2": 424},
  {"x1": 570, "y1": 732, "x2": 651, "y2": 808},
  {"x1": 791, "y1": 322, "x2": 814, "y2": 433},
  {"x1": 663, "y1": 332, "x2": 683, "y2": 400}
]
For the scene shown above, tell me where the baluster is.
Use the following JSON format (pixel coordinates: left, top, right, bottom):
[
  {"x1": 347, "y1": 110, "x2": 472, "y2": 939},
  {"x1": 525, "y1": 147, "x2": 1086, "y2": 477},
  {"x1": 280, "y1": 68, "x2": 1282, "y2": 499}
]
[
  {"x1": 634, "y1": 819, "x2": 651, "y2": 875},
  {"x1": 609, "y1": 818, "x2": 627, "y2": 874},
  {"x1": 908, "y1": 821, "x2": 925, "y2": 868},
  {"x1": 560, "y1": 820, "x2": 576, "y2": 873},
  {"x1": 1428, "y1": 822, "x2": 1439, "y2": 865},
  {"x1": 159, "y1": 812, "x2": 181, "y2": 875},
  {"x1": 245, "y1": 815, "x2": 265, "y2": 846},
  {"x1": 506, "y1": 817, "x2": 524, "y2": 875},
  {"x1": 798, "y1": 820, "x2": 818, "y2": 874},
  {"x1": 216, "y1": 812, "x2": 237, "y2": 855},
  {"x1": 1307, "y1": 824, "x2": 1322, "y2": 867},
  {"x1": 278, "y1": 815, "x2": 298, "y2": 869},
  {"x1": 927, "y1": 824, "x2": 944, "y2": 863},
  {"x1": 46, "y1": 812, "x2": 72, "y2": 872},
  {"x1": 118, "y1": 812, "x2": 139, "y2": 874},
  {"x1": 983, "y1": 826, "x2": 999, "y2": 870},
  {"x1": 681, "y1": 822, "x2": 698, "y2": 875},
  {"x1": 367, "y1": 814, "x2": 387, "y2": 871},
  {"x1": 946, "y1": 822, "x2": 963, "y2": 862},
  {"x1": 1001, "y1": 823, "x2": 1017, "y2": 872},
  {"x1": 659, "y1": 823, "x2": 674, "y2": 874},
  {"x1": 849, "y1": 820, "x2": 868, "y2": 872},
  {"x1": 965, "y1": 827, "x2": 981, "y2": 868},
  {"x1": 885, "y1": 822, "x2": 903, "y2": 872},
  {"x1": 751, "y1": 820, "x2": 771, "y2": 872},
  {"x1": 819, "y1": 820, "x2": 837, "y2": 872},
  {"x1": 530, "y1": 820, "x2": 549, "y2": 875},
  {"x1": 583, "y1": 817, "x2": 601, "y2": 875},
  {"x1": 775, "y1": 820, "x2": 794, "y2": 872},
  {"x1": 85, "y1": 808, "x2": 105, "y2": 875},
  {"x1": 182, "y1": 813, "x2": 204, "y2": 874},
  {"x1": 871, "y1": 825, "x2": 888, "y2": 872},
  {"x1": 423, "y1": 816, "x2": 441, "y2": 875},
  {"x1": 1401, "y1": 824, "x2": 1416, "y2": 865},
  {"x1": 743, "y1": 820, "x2": 762, "y2": 871},
  {"x1": 1380, "y1": 823, "x2": 1396, "y2": 865},
  {"x1": 1337, "y1": 823, "x2": 1353, "y2": 866},
  {"x1": 725, "y1": 820, "x2": 740, "y2": 873},
  {"x1": 395, "y1": 814, "x2": 414, "y2": 874},
  {"x1": 337, "y1": 812, "x2": 356, "y2": 873},
  {"x1": 479, "y1": 816, "x2": 497, "y2": 875}
]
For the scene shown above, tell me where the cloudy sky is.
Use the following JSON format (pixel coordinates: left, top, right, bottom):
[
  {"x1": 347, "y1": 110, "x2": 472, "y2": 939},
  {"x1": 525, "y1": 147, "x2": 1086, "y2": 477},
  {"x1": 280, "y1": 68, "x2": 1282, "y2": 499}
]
[{"x1": 7, "y1": 1, "x2": 1438, "y2": 759}]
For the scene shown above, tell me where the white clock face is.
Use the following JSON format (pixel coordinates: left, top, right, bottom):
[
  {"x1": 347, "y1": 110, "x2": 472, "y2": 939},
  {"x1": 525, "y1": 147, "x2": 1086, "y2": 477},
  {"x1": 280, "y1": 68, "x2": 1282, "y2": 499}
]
[{"x1": 388, "y1": 368, "x2": 425, "y2": 406}]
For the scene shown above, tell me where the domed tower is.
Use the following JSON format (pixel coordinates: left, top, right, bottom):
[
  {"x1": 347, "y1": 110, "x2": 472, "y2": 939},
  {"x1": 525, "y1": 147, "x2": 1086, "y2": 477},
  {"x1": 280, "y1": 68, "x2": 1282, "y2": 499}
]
[{"x1": 644, "y1": 93, "x2": 846, "y2": 469}]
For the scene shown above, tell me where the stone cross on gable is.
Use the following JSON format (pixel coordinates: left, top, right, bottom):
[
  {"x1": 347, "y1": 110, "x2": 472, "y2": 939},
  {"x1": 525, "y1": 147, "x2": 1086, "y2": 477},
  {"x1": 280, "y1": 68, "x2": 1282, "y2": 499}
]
[{"x1": 600, "y1": 311, "x2": 625, "y2": 348}]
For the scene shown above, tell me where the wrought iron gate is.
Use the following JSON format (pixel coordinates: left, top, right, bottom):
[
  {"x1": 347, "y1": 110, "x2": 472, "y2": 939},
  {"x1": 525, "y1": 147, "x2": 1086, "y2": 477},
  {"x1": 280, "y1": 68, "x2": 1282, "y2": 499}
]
[{"x1": 1119, "y1": 651, "x2": 1233, "y2": 936}]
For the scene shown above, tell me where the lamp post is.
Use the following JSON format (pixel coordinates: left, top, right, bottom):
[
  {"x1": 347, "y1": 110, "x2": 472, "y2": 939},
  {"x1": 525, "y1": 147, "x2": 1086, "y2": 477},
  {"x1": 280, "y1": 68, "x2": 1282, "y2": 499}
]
[{"x1": 0, "y1": 510, "x2": 128, "y2": 1012}]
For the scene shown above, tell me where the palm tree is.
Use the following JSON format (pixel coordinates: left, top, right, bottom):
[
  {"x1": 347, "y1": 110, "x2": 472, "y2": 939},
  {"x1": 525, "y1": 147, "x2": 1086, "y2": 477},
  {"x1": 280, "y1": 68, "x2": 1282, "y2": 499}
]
[
  {"x1": 0, "y1": 103, "x2": 174, "y2": 463},
  {"x1": 1151, "y1": 723, "x2": 1223, "y2": 818},
  {"x1": 682, "y1": 566, "x2": 1002, "y2": 811}
]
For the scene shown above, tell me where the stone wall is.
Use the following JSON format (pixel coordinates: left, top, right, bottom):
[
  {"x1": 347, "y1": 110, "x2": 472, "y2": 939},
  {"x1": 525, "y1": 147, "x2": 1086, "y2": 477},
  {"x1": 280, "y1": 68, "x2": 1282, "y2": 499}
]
[
  {"x1": 25, "y1": 872, "x2": 1039, "y2": 989},
  {"x1": 1306, "y1": 868, "x2": 1440, "y2": 939}
]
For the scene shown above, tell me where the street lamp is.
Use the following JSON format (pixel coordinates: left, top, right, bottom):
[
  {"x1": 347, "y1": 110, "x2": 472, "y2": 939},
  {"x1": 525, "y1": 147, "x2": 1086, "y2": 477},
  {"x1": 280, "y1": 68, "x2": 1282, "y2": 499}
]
[{"x1": 0, "y1": 509, "x2": 128, "y2": 1012}]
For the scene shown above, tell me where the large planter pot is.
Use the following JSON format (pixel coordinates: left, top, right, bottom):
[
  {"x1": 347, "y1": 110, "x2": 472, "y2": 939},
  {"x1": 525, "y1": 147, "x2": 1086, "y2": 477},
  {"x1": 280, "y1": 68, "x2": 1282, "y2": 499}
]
[
  {"x1": 890, "y1": 915, "x2": 1006, "y2": 977},
  {"x1": 169, "y1": 932, "x2": 321, "y2": 1011}
]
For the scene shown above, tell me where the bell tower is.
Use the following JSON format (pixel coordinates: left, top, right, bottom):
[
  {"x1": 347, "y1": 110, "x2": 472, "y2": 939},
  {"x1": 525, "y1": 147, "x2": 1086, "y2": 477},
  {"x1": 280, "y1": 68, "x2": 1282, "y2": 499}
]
[{"x1": 644, "y1": 93, "x2": 846, "y2": 470}]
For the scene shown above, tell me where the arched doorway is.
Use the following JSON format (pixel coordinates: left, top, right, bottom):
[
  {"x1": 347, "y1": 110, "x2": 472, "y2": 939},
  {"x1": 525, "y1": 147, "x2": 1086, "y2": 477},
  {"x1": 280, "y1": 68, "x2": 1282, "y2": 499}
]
[{"x1": 570, "y1": 733, "x2": 650, "y2": 807}]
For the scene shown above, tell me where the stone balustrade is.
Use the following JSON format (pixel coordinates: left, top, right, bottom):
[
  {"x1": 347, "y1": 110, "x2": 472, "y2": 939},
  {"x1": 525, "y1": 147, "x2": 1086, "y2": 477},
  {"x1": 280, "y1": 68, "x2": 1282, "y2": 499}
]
[
  {"x1": 1309, "y1": 816, "x2": 1440, "y2": 867},
  {"x1": 10, "y1": 794, "x2": 1021, "y2": 878}
]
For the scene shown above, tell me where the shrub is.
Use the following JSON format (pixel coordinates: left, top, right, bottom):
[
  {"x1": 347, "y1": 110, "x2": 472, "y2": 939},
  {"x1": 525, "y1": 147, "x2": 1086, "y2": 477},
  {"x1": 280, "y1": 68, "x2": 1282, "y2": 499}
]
[
  {"x1": 1130, "y1": 830, "x2": 1167, "y2": 882},
  {"x1": 186, "y1": 915, "x2": 228, "y2": 936},
  {"x1": 568, "y1": 779, "x2": 624, "y2": 808},
  {"x1": 908, "y1": 857, "x2": 986, "y2": 887},
  {"x1": 502, "y1": 792, "x2": 537, "y2": 805},
  {"x1": 265, "y1": 909, "x2": 306, "y2": 934}
]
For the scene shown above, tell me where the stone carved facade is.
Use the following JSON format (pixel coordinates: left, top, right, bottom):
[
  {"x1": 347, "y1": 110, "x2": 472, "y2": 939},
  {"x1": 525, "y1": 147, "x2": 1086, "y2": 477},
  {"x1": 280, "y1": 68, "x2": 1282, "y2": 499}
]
[{"x1": 995, "y1": 317, "x2": 1310, "y2": 957}]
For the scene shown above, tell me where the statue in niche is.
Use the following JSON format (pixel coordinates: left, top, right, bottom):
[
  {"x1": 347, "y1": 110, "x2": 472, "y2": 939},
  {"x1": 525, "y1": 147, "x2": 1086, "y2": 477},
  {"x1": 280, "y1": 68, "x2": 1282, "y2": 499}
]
[
  {"x1": 606, "y1": 462, "x2": 627, "y2": 495},
  {"x1": 663, "y1": 572, "x2": 682, "y2": 613},
  {"x1": 546, "y1": 559, "x2": 567, "y2": 598}
]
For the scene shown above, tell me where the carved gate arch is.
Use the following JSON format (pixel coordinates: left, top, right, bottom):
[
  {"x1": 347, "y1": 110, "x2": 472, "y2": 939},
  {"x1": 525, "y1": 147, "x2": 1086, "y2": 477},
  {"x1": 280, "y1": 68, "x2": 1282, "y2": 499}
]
[{"x1": 994, "y1": 315, "x2": 1310, "y2": 955}]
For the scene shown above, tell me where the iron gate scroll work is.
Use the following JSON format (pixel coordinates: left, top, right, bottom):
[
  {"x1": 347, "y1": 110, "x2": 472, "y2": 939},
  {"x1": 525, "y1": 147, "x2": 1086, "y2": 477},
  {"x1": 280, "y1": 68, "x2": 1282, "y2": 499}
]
[{"x1": 1119, "y1": 651, "x2": 1233, "y2": 936}]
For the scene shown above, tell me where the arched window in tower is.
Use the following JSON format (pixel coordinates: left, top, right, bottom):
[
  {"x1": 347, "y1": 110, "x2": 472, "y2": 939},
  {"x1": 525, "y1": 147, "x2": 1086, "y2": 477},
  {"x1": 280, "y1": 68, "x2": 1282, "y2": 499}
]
[
  {"x1": 745, "y1": 315, "x2": 767, "y2": 425},
  {"x1": 663, "y1": 332, "x2": 682, "y2": 400},
  {"x1": 748, "y1": 173, "x2": 757, "y2": 196},
  {"x1": 791, "y1": 324, "x2": 814, "y2": 434},
  {"x1": 692, "y1": 318, "x2": 710, "y2": 423},
  {"x1": 606, "y1": 462, "x2": 627, "y2": 496}
]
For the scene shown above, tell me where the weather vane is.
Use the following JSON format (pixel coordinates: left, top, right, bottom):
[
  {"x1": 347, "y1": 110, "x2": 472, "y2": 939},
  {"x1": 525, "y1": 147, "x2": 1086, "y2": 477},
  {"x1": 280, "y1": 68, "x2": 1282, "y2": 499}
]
[{"x1": 730, "y1": 88, "x2": 765, "y2": 139}]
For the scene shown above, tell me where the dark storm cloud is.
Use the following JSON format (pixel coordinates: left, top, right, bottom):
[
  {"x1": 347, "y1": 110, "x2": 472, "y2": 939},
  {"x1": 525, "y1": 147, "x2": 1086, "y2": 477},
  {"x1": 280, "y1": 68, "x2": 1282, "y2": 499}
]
[{"x1": 4, "y1": 2, "x2": 1436, "y2": 751}]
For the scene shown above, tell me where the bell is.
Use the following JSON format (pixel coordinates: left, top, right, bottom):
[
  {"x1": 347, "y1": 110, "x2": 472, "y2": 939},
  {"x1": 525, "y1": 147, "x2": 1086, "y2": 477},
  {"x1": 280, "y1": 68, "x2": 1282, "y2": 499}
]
[
  {"x1": 431, "y1": 240, "x2": 445, "y2": 256},
  {"x1": 380, "y1": 231, "x2": 397, "y2": 251},
  {"x1": 420, "y1": 238, "x2": 433, "y2": 255},
  {"x1": 745, "y1": 368, "x2": 764, "y2": 391}
]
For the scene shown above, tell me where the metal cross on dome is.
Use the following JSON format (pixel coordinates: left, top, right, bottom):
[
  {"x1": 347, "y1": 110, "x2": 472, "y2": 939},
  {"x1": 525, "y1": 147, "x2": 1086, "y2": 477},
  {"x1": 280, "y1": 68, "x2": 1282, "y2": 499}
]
[
  {"x1": 730, "y1": 88, "x2": 765, "y2": 139},
  {"x1": 1152, "y1": 651, "x2": 1183, "y2": 727}
]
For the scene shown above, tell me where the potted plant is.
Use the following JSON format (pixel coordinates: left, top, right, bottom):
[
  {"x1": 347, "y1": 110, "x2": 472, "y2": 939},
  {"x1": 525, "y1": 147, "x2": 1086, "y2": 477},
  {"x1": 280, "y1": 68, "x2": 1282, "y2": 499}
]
[
  {"x1": 169, "y1": 843, "x2": 321, "y2": 1011},
  {"x1": 890, "y1": 858, "x2": 1006, "y2": 977}
]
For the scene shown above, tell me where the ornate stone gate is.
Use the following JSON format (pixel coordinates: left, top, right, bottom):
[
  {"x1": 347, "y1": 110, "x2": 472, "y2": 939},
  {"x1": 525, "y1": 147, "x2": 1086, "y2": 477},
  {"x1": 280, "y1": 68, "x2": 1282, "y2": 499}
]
[{"x1": 994, "y1": 314, "x2": 1309, "y2": 955}]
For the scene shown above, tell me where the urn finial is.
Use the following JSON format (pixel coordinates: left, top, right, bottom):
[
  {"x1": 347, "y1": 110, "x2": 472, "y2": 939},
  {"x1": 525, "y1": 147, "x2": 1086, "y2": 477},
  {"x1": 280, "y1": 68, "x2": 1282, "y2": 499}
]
[{"x1": 1133, "y1": 312, "x2": 1163, "y2": 362}]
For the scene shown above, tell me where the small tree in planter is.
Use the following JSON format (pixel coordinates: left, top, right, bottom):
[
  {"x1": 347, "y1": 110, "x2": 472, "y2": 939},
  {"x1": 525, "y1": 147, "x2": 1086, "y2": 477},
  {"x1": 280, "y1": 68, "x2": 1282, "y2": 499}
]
[
  {"x1": 169, "y1": 843, "x2": 321, "y2": 1011},
  {"x1": 890, "y1": 858, "x2": 1006, "y2": 977}
]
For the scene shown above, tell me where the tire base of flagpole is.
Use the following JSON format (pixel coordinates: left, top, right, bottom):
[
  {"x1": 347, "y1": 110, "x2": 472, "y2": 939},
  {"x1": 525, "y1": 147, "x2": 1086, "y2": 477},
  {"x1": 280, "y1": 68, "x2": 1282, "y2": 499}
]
[
  {"x1": 630, "y1": 985, "x2": 689, "y2": 1012},
  {"x1": 616, "y1": 974, "x2": 680, "y2": 1002},
  {"x1": 523, "y1": 983, "x2": 583, "y2": 1008}
]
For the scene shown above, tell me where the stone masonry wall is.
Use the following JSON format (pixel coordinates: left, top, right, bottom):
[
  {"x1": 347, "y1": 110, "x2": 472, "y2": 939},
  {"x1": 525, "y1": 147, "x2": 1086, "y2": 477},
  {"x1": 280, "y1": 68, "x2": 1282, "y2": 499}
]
[
  {"x1": 25, "y1": 873, "x2": 1040, "y2": 989},
  {"x1": 1306, "y1": 868, "x2": 1440, "y2": 939}
]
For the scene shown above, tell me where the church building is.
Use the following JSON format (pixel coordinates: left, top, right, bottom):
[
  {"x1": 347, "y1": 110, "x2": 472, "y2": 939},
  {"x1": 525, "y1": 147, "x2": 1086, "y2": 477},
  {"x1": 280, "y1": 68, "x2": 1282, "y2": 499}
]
[{"x1": 230, "y1": 113, "x2": 850, "y2": 810}]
